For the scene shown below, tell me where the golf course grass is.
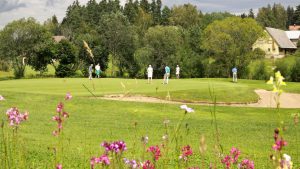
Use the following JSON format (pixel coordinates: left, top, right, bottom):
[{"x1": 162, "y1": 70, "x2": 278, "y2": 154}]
[{"x1": 0, "y1": 78, "x2": 300, "y2": 168}]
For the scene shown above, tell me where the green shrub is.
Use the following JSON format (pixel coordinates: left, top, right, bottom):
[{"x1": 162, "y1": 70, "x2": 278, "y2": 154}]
[{"x1": 291, "y1": 58, "x2": 300, "y2": 82}]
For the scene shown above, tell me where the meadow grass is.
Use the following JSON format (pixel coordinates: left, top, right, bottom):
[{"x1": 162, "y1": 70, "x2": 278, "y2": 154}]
[{"x1": 0, "y1": 78, "x2": 299, "y2": 168}]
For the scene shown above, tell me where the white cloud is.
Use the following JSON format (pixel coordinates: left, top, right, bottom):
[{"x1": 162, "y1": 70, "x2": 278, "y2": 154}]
[{"x1": 0, "y1": 0, "x2": 299, "y2": 29}]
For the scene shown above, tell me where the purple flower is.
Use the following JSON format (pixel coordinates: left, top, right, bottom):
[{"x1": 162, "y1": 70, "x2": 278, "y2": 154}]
[
  {"x1": 124, "y1": 158, "x2": 140, "y2": 169},
  {"x1": 272, "y1": 138, "x2": 287, "y2": 151},
  {"x1": 56, "y1": 102, "x2": 63, "y2": 113},
  {"x1": 6, "y1": 107, "x2": 29, "y2": 127},
  {"x1": 56, "y1": 164, "x2": 62, "y2": 169},
  {"x1": 230, "y1": 147, "x2": 241, "y2": 163},
  {"x1": 101, "y1": 140, "x2": 127, "y2": 154},
  {"x1": 147, "y1": 145, "x2": 161, "y2": 161},
  {"x1": 221, "y1": 155, "x2": 232, "y2": 169},
  {"x1": 90, "y1": 154, "x2": 110, "y2": 169}
]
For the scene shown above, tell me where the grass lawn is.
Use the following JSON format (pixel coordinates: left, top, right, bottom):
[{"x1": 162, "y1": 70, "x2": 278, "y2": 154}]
[{"x1": 0, "y1": 78, "x2": 300, "y2": 168}]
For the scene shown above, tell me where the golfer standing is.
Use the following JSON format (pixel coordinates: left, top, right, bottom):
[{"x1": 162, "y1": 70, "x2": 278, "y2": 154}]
[
  {"x1": 95, "y1": 63, "x2": 101, "y2": 78},
  {"x1": 176, "y1": 65, "x2": 180, "y2": 79},
  {"x1": 88, "y1": 64, "x2": 93, "y2": 80},
  {"x1": 147, "y1": 65, "x2": 153, "y2": 84},
  {"x1": 163, "y1": 65, "x2": 170, "y2": 84},
  {"x1": 232, "y1": 67, "x2": 237, "y2": 83}
]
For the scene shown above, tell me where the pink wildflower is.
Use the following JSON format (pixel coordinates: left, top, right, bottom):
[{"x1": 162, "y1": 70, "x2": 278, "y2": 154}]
[
  {"x1": 230, "y1": 147, "x2": 241, "y2": 163},
  {"x1": 147, "y1": 145, "x2": 161, "y2": 161},
  {"x1": 124, "y1": 158, "x2": 140, "y2": 169},
  {"x1": 65, "y1": 92, "x2": 72, "y2": 100},
  {"x1": 101, "y1": 140, "x2": 127, "y2": 154},
  {"x1": 179, "y1": 145, "x2": 193, "y2": 161},
  {"x1": 272, "y1": 138, "x2": 287, "y2": 151},
  {"x1": 56, "y1": 164, "x2": 62, "y2": 169},
  {"x1": 239, "y1": 159, "x2": 255, "y2": 169},
  {"x1": 56, "y1": 102, "x2": 63, "y2": 113},
  {"x1": 6, "y1": 107, "x2": 29, "y2": 127},
  {"x1": 142, "y1": 160, "x2": 155, "y2": 169},
  {"x1": 221, "y1": 155, "x2": 232, "y2": 169},
  {"x1": 52, "y1": 130, "x2": 58, "y2": 136},
  {"x1": 90, "y1": 154, "x2": 110, "y2": 169},
  {"x1": 62, "y1": 112, "x2": 69, "y2": 118}
]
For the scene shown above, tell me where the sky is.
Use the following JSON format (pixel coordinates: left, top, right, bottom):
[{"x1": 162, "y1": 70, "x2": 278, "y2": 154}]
[{"x1": 0, "y1": 0, "x2": 299, "y2": 29}]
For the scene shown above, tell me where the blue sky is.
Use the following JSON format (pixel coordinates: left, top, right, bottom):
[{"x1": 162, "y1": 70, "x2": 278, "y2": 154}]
[{"x1": 0, "y1": 0, "x2": 299, "y2": 29}]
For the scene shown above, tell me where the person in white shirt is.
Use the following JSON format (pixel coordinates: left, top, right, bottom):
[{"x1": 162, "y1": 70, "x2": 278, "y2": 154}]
[
  {"x1": 147, "y1": 65, "x2": 153, "y2": 84},
  {"x1": 176, "y1": 65, "x2": 180, "y2": 79},
  {"x1": 95, "y1": 63, "x2": 101, "y2": 78}
]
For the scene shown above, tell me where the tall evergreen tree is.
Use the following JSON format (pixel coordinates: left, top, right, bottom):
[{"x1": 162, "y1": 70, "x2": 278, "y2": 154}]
[
  {"x1": 161, "y1": 6, "x2": 171, "y2": 25},
  {"x1": 124, "y1": 0, "x2": 139, "y2": 23},
  {"x1": 140, "y1": 0, "x2": 150, "y2": 13},
  {"x1": 248, "y1": 8, "x2": 255, "y2": 18},
  {"x1": 293, "y1": 5, "x2": 300, "y2": 25},
  {"x1": 286, "y1": 6, "x2": 295, "y2": 28}
]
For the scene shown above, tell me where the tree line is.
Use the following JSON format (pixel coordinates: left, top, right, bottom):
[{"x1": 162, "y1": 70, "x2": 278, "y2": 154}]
[{"x1": 0, "y1": 0, "x2": 299, "y2": 79}]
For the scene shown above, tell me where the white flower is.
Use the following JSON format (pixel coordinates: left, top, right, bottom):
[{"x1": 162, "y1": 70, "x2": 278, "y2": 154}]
[
  {"x1": 0, "y1": 95, "x2": 5, "y2": 101},
  {"x1": 180, "y1": 105, "x2": 194, "y2": 113},
  {"x1": 283, "y1": 154, "x2": 291, "y2": 162}
]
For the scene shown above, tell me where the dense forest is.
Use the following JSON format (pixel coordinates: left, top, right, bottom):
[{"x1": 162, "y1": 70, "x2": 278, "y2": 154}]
[{"x1": 1, "y1": 0, "x2": 300, "y2": 80}]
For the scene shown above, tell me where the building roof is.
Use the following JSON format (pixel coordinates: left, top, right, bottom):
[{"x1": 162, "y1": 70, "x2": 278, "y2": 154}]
[
  {"x1": 285, "y1": 31, "x2": 300, "y2": 39},
  {"x1": 52, "y1": 36, "x2": 66, "y2": 43},
  {"x1": 266, "y1": 27, "x2": 297, "y2": 49},
  {"x1": 289, "y1": 25, "x2": 300, "y2": 31}
]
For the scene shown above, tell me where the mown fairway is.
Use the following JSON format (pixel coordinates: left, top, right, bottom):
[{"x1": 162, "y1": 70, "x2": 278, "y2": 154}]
[{"x1": 0, "y1": 78, "x2": 300, "y2": 168}]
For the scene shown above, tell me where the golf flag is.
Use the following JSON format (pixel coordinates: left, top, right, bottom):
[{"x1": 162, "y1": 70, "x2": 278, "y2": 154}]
[{"x1": 83, "y1": 40, "x2": 94, "y2": 59}]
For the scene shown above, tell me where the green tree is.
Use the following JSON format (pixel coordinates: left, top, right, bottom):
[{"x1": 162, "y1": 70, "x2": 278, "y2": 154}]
[
  {"x1": 135, "y1": 26, "x2": 183, "y2": 77},
  {"x1": 201, "y1": 17, "x2": 264, "y2": 77},
  {"x1": 44, "y1": 15, "x2": 60, "y2": 35},
  {"x1": 140, "y1": 0, "x2": 150, "y2": 13},
  {"x1": 293, "y1": 5, "x2": 300, "y2": 25},
  {"x1": 286, "y1": 6, "x2": 295, "y2": 28},
  {"x1": 161, "y1": 6, "x2": 171, "y2": 25},
  {"x1": 124, "y1": 0, "x2": 139, "y2": 24},
  {"x1": 99, "y1": 12, "x2": 138, "y2": 76},
  {"x1": 54, "y1": 40, "x2": 78, "y2": 77},
  {"x1": 248, "y1": 9, "x2": 255, "y2": 18},
  {"x1": 0, "y1": 18, "x2": 52, "y2": 78},
  {"x1": 291, "y1": 58, "x2": 300, "y2": 82},
  {"x1": 169, "y1": 4, "x2": 202, "y2": 29}
]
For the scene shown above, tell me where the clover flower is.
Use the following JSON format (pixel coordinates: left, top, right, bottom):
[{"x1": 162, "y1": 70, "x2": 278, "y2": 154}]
[
  {"x1": 0, "y1": 95, "x2": 5, "y2": 101},
  {"x1": 101, "y1": 140, "x2": 127, "y2": 154},
  {"x1": 230, "y1": 147, "x2": 241, "y2": 163},
  {"x1": 180, "y1": 105, "x2": 194, "y2": 113},
  {"x1": 124, "y1": 158, "x2": 140, "y2": 169},
  {"x1": 65, "y1": 92, "x2": 72, "y2": 100},
  {"x1": 147, "y1": 145, "x2": 161, "y2": 161},
  {"x1": 90, "y1": 154, "x2": 110, "y2": 169},
  {"x1": 179, "y1": 145, "x2": 193, "y2": 161},
  {"x1": 239, "y1": 159, "x2": 254, "y2": 169},
  {"x1": 6, "y1": 107, "x2": 29, "y2": 127},
  {"x1": 52, "y1": 102, "x2": 69, "y2": 136},
  {"x1": 141, "y1": 160, "x2": 155, "y2": 169}
]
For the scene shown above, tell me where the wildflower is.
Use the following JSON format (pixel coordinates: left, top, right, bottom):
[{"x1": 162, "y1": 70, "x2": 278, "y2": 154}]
[
  {"x1": 62, "y1": 112, "x2": 69, "y2": 118},
  {"x1": 272, "y1": 138, "x2": 287, "y2": 151},
  {"x1": 56, "y1": 102, "x2": 63, "y2": 113},
  {"x1": 180, "y1": 105, "x2": 194, "y2": 113},
  {"x1": 101, "y1": 140, "x2": 127, "y2": 154},
  {"x1": 230, "y1": 147, "x2": 241, "y2": 163},
  {"x1": 147, "y1": 145, "x2": 161, "y2": 161},
  {"x1": 239, "y1": 159, "x2": 254, "y2": 169},
  {"x1": 0, "y1": 95, "x2": 5, "y2": 101},
  {"x1": 141, "y1": 136, "x2": 149, "y2": 144},
  {"x1": 90, "y1": 154, "x2": 110, "y2": 169},
  {"x1": 56, "y1": 164, "x2": 62, "y2": 169},
  {"x1": 267, "y1": 76, "x2": 274, "y2": 84},
  {"x1": 65, "y1": 92, "x2": 72, "y2": 100},
  {"x1": 52, "y1": 130, "x2": 58, "y2": 136},
  {"x1": 278, "y1": 154, "x2": 293, "y2": 169},
  {"x1": 163, "y1": 119, "x2": 170, "y2": 125},
  {"x1": 179, "y1": 145, "x2": 193, "y2": 161},
  {"x1": 188, "y1": 167, "x2": 200, "y2": 169},
  {"x1": 221, "y1": 155, "x2": 232, "y2": 169},
  {"x1": 124, "y1": 158, "x2": 140, "y2": 168},
  {"x1": 142, "y1": 160, "x2": 155, "y2": 169},
  {"x1": 162, "y1": 134, "x2": 168, "y2": 141},
  {"x1": 6, "y1": 107, "x2": 29, "y2": 127}
]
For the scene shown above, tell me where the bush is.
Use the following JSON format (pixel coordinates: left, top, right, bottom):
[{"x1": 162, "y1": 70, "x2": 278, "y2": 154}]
[
  {"x1": 0, "y1": 60, "x2": 11, "y2": 71},
  {"x1": 275, "y1": 56, "x2": 296, "y2": 81},
  {"x1": 249, "y1": 60, "x2": 272, "y2": 80},
  {"x1": 291, "y1": 58, "x2": 300, "y2": 82},
  {"x1": 55, "y1": 64, "x2": 74, "y2": 77}
]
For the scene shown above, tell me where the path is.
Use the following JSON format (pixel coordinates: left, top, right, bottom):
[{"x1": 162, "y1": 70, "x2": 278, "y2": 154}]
[{"x1": 99, "y1": 89, "x2": 300, "y2": 108}]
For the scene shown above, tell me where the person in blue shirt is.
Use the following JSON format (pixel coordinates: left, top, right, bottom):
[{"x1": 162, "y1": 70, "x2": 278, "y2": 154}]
[
  {"x1": 232, "y1": 67, "x2": 237, "y2": 83},
  {"x1": 163, "y1": 65, "x2": 170, "y2": 84}
]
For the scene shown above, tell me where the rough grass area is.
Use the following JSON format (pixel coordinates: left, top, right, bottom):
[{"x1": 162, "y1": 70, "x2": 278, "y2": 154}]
[{"x1": 0, "y1": 78, "x2": 300, "y2": 168}]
